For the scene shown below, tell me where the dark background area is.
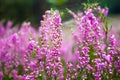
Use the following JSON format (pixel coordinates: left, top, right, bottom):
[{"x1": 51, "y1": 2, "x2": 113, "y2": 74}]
[{"x1": 0, "y1": 0, "x2": 120, "y2": 27}]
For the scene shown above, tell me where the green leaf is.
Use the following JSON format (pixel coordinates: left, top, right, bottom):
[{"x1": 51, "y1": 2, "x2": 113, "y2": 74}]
[
  {"x1": 18, "y1": 65, "x2": 24, "y2": 75},
  {"x1": 38, "y1": 37, "x2": 42, "y2": 47},
  {"x1": 36, "y1": 75, "x2": 44, "y2": 80},
  {"x1": 3, "y1": 75, "x2": 13, "y2": 80},
  {"x1": 89, "y1": 46, "x2": 96, "y2": 66},
  {"x1": 61, "y1": 59, "x2": 67, "y2": 79}
]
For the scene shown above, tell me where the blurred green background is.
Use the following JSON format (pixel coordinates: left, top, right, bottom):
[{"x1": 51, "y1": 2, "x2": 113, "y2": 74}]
[{"x1": 0, "y1": 0, "x2": 120, "y2": 27}]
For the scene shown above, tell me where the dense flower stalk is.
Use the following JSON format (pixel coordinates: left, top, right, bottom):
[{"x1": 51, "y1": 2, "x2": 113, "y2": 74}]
[{"x1": 68, "y1": 5, "x2": 119, "y2": 80}]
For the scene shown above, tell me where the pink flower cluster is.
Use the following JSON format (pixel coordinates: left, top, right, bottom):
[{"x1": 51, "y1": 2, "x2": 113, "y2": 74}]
[{"x1": 0, "y1": 6, "x2": 120, "y2": 80}]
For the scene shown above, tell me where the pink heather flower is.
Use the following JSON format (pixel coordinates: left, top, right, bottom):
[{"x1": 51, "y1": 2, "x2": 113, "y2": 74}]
[
  {"x1": 22, "y1": 10, "x2": 64, "y2": 80},
  {"x1": 69, "y1": 5, "x2": 120, "y2": 79},
  {"x1": 97, "y1": 6, "x2": 109, "y2": 16},
  {"x1": 53, "y1": 10, "x2": 62, "y2": 27},
  {"x1": 0, "y1": 21, "x2": 19, "y2": 39},
  {"x1": 101, "y1": 8, "x2": 109, "y2": 16},
  {"x1": 105, "y1": 55, "x2": 112, "y2": 63},
  {"x1": 6, "y1": 21, "x2": 13, "y2": 29},
  {"x1": 0, "y1": 23, "x2": 5, "y2": 37},
  {"x1": 109, "y1": 34, "x2": 116, "y2": 46},
  {"x1": 0, "y1": 73, "x2": 3, "y2": 80},
  {"x1": 93, "y1": 72, "x2": 101, "y2": 80}
]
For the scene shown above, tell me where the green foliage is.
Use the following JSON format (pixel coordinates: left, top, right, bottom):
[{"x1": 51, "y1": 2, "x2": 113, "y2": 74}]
[
  {"x1": 0, "y1": 0, "x2": 119, "y2": 26},
  {"x1": 2, "y1": 75, "x2": 13, "y2": 80},
  {"x1": 89, "y1": 46, "x2": 96, "y2": 66},
  {"x1": 18, "y1": 65, "x2": 24, "y2": 75},
  {"x1": 46, "y1": 0, "x2": 68, "y2": 6},
  {"x1": 0, "y1": 0, "x2": 34, "y2": 24}
]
